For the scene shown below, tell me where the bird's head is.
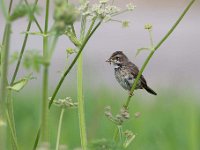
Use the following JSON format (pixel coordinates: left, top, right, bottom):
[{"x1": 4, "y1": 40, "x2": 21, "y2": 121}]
[{"x1": 106, "y1": 51, "x2": 128, "y2": 66}]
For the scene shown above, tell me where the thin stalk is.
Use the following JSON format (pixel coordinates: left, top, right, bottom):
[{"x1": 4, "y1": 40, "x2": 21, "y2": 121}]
[
  {"x1": 1, "y1": 1, "x2": 18, "y2": 149},
  {"x1": 77, "y1": 2, "x2": 88, "y2": 149},
  {"x1": 49, "y1": 19, "x2": 101, "y2": 108},
  {"x1": 6, "y1": 110, "x2": 19, "y2": 150},
  {"x1": 24, "y1": 0, "x2": 43, "y2": 33},
  {"x1": 0, "y1": 22, "x2": 11, "y2": 150},
  {"x1": 6, "y1": 90, "x2": 18, "y2": 148},
  {"x1": 77, "y1": 54, "x2": 87, "y2": 150},
  {"x1": 48, "y1": 35, "x2": 58, "y2": 61},
  {"x1": 71, "y1": 24, "x2": 77, "y2": 37},
  {"x1": 41, "y1": 0, "x2": 50, "y2": 142},
  {"x1": 55, "y1": 108, "x2": 65, "y2": 150},
  {"x1": 11, "y1": 0, "x2": 39, "y2": 84},
  {"x1": 148, "y1": 29, "x2": 154, "y2": 48},
  {"x1": 124, "y1": 0, "x2": 196, "y2": 109}
]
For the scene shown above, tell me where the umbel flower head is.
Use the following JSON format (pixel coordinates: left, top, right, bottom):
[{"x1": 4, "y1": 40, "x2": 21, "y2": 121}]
[
  {"x1": 49, "y1": 97, "x2": 78, "y2": 109},
  {"x1": 53, "y1": 0, "x2": 80, "y2": 33}
]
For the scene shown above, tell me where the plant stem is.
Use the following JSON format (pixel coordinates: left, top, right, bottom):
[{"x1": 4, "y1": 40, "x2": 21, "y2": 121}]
[
  {"x1": 77, "y1": 3, "x2": 88, "y2": 149},
  {"x1": 55, "y1": 108, "x2": 65, "y2": 150},
  {"x1": 41, "y1": 0, "x2": 50, "y2": 143},
  {"x1": 11, "y1": 0, "x2": 39, "y2": 85},
  {"x1": 124, "y1": 0, "x2": 196, "y2": 109},
  {"x1": 24, "y1": 0, "x2": 43, "y2": 33},
  {"x1": 0, "y1": 21, "x2": 11, "y2": 150},
  {"x1": 6, "y1": 109, "x2": 19, "y2": 150},
  {"x1": 49, "y1": 20, "x2": 102, "y2": 108},
  {"x1": 77, "y1": 54, "x2": 87, "y2": 150},
  {"x1": 6, "y1": 90, "x2": 18, "y2": 149}
]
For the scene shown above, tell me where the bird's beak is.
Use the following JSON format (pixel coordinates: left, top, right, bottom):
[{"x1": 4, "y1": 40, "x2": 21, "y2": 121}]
[{"x1": 106, "y1": 58, "x2": 112, "y2": 64}]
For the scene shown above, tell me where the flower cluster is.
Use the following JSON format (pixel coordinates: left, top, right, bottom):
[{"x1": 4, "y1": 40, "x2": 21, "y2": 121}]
[
  {"x1": 79, "y1": 0, "x2": 135, "y2": 23},
  {"x1": 53, "y1": 0, "x2": 80, "y2": 33},
  {"x1": 105, "y1": 106, "x2": 130, "y2": 125},
  {"x1": 49, "y1": 97, "x2": 78, "y2": 109}
]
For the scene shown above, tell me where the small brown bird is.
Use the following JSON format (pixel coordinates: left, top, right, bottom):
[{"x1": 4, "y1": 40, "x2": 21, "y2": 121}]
[{"x1": 106, "y1": 51, "x2": 157, "y2": 95}]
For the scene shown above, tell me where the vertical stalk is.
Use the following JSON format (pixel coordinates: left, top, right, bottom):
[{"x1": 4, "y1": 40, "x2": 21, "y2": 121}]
[
  {"x1": 0, "y1": 22, "x2": 11, "y2": 150},
  {"x1": 77, "y1": 54, "x2": 87, "y2": 150},
  {"x1": 77, "y1": 0, "x2": 87, "y2": 148},
  {"x1": 41, "y1": 0, "x2": 50, "y2": 143},
  {"x1": 55, "y1": 108, "x2": 65, "y2": 150}
]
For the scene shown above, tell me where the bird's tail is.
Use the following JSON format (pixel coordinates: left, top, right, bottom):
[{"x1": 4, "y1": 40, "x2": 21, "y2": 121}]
[{"x1": 144, "y1": 85, "x2": 157, "y2": 95}]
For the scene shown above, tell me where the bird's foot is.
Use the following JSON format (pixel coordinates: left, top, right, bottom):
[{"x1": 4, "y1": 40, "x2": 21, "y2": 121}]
[{"x1": 129, "y1": 92, "x2": 134, "y2": 97}]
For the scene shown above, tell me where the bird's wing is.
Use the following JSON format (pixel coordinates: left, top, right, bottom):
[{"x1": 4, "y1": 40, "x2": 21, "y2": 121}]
[
  {"x1": 126, "y1": 62, "x2": 139, "y2": 78},
  {"x1": 127, "y1": 62, "x2": 147, "y2": 86}
]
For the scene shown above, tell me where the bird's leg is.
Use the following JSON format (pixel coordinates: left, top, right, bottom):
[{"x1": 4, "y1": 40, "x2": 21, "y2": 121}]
[{"x1": 129, "y1": 91, "x2": 134, "y2": 97}]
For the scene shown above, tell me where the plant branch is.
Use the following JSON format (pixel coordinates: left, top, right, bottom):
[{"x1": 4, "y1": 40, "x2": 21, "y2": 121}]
[
  {"x1": 49, "y1": 19, "x2": 102, "y2": 108},
  {"x1": 0, "y1": 21, "x2": 11, "y2": 150},
  {"x1": 24, "y1": 0, "x2": 43, "y2": 33},
  {"x1": 11, "y1": 0, "x2": 39, "y2": 84},
  {"x1": 41, "y1": 0, "x2": 50, "y2": 143},
  {"x1": 55, "y1": 108, "x2": 65, "y2": 150}
]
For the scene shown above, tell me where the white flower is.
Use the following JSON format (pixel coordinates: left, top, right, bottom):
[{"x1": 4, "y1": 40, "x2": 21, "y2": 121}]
[
  {"x1": 78, "y1": 1, "x2": 89, "y2": 12},
  {"x1": 105, "y1": 5, "x2": 120, "y2": 14},
  {"x1": 99, "y1": 0, "x2": 109, "y2": 4},
  {"x1": 126, "y1": 3, "x2": 135, "y2": 11}
]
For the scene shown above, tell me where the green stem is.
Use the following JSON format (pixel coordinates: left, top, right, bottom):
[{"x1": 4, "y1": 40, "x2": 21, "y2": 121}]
[
  {"x1": 11, "y1": 0, "x2": 39, "y2": 85},
  {"x1": 77, "y1": 2, "x2": 88, "y2": 149},
  {"x1": 49, "y1": 20, "x2": 101, "y2": 108},
  {"x1": 124, "y1": 0, "x2": 196, "y2": 109},
  {"x1": 148, "y1": 29, "x2": 154, "y2": 48},
  {"x1": 55, "y1": 108, "x2": 65, "y2": 150},
  {"x1": 0, "y1": 22, "x2": 11, "y2": 150},
  {"x1": 6, "y1": 109, "x2": 19, "y2": 150},
  {"x1": 24, "y1": 0, "x2": 43, "y2": 33},
  {"x1": 41, "y1": 0, "x2": 50, "y2": 143},
  {"x1": 6, "y1": 90, "x2": 18, "y2": 149},
  {"x1": 77, "y1": 54, "x2": 87, "y2": 150}
]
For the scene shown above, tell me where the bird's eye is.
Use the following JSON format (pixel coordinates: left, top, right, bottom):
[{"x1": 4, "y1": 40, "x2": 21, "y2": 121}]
[{"x1": 116, "y1": 57, "x2": 120, "y2": 61}]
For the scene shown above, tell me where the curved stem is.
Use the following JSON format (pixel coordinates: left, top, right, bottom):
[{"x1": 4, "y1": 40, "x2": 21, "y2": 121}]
[
  {"x1": 55, "y1": 108, "x2": 65, "y2": 150},
  {"x1": 49, "y1": 20, "x2": 102, "y2": 108},
  {"x1": 11, "y1": 0, "x2": 39, "y2": 84}
]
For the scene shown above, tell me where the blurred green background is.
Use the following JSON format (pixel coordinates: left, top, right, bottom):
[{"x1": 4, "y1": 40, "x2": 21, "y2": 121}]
[{"x1": 12, "y1": 87, "x2": 200, "y2": 150}]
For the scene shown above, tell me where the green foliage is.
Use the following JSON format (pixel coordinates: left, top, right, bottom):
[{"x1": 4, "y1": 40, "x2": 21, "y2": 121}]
[
  {"x1": 53, "y1": 0, "x2": 80, "y2": 33},
  {"x1": 22, "y1": 50, "x2": 42, "y2": 72},
  {"x1": 13, "y1": 89, "x2": 200, "y2": 150},
  {"x1": 10, "y1": 3, "x2": 40, "y2": 21}
]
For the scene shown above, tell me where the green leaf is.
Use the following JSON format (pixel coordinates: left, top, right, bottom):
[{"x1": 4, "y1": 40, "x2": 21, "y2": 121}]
[{"x1": 8, "y1": 74, "x2": 34, "y2": 92}]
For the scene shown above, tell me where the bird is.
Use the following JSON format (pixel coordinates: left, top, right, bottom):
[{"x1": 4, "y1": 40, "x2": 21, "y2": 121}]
[{"x1": 106, "y1": 51, "x2": 157, "y2": 95}]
